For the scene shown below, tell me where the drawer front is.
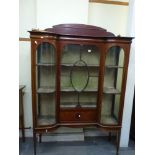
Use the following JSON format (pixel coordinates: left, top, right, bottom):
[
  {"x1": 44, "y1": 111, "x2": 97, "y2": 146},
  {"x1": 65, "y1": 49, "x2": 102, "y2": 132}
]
[{"x1": 59, "y1": 109, "x2": 97, "y2": 123}]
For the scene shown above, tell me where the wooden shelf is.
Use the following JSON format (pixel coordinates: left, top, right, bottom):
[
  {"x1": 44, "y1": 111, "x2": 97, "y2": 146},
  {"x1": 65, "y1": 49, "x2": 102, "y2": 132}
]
[
  {"x1": 84, "y1": 88, "x2": 98, "y2": 92},
  {"x1": 103, "y1": 87, "x2": 121, "y2": 94},
  {"x1": 61, "y1": 87, "x2": 98, "y2": 92},
  {"x1": 60, "y1": 104, "x2": 76, "y2": 108},
  {"x1": 37, "y1": 87, "x2": 55, "y2": 93},
  {"x1": 37, "y1": 87, "x2": 98, "y2": 93},
  {"x1": 61, "y1": 87, "x2": 75, "y2": 92},
  {"x1": 60, "y1": 102, "x2": 96, "y2": 108},
  {"x1": 61, "y1": 74, "x2": 99, "y2": 77},
  {"x1": 81, "y1": 102, "x2": 96, "y2": 108},
  {"x1": 36, "y1": 63, "x2": 55, "y2": 66},
  {"x1": 105, "y1": 65, "x2": 123, "y2": 69},
  {"x1": 61, "y1": 63, "x2": 99, "y2": 67}
]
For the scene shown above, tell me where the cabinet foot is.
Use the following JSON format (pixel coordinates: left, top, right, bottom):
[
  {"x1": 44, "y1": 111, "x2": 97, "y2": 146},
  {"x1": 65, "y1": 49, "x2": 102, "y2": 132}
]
[{"x1": 108, "y1": 132, "x2": 112, "y2": 141}]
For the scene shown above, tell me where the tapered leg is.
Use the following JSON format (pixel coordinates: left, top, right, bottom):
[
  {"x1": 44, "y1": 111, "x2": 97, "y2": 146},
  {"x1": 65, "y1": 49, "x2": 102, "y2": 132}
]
[
  {"x1": 33, "y1": 132, "x2": 37, "y2": 155},
  {"x1": 116, "y1": 131, "x2": 120, "y2": 155},
  {"x1": 21, "y1": 129, "x2": 25, "y2": 142},
  {"x1": 108, "y1": 132, "x2": 112, "y2": 141},
  {"x1": 39, "y1": 134, "x2": 42, "y2": 143}
]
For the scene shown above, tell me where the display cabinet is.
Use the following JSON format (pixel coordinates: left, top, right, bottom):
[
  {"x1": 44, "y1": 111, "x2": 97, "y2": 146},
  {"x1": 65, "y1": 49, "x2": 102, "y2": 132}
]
[{"x1": 29, "y1": 24, "x2": 133, "y2": 155}]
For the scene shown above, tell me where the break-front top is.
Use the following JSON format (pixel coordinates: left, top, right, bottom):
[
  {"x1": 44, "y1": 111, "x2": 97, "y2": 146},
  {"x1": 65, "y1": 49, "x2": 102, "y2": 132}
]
[{"x1": 29, "y1": 24, "x2": 133, "y2": 132}]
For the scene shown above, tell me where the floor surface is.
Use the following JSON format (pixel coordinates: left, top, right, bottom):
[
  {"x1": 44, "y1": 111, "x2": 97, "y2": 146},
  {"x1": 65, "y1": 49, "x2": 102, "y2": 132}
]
[{"x1": 19, "y1": 137, "x2": 135, "y2": 155}]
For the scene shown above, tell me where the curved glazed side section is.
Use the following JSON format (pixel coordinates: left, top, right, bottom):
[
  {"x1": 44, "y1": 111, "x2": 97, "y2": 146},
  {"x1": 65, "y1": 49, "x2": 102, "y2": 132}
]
[{"x1": 35, "y1": 42, "x2": 57, "y2": 127}]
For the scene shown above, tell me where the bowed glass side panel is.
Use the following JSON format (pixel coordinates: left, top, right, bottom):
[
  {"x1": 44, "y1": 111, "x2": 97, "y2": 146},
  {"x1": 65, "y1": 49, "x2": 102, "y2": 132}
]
[
  {"x1": 35, "y1": 42, "x2": 56, "y2": 126},
  {"x1": 101, "y1": 46, "x2": 125, "y2": 125},
  {"x1": 60, "y1": 44, "x2": 100, "y2": 108}
]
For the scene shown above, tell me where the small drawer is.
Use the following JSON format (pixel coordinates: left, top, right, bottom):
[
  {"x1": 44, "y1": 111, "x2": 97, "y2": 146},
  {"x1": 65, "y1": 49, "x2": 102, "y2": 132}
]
[{"x1": 59, "y1": 109, "x2": 97, "y2": 123}]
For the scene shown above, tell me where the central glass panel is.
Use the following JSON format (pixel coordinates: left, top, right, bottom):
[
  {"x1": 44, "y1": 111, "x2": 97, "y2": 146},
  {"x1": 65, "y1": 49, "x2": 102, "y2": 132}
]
[{"x1": 60, "y1": 44, "x2": 100, "y2": 108}]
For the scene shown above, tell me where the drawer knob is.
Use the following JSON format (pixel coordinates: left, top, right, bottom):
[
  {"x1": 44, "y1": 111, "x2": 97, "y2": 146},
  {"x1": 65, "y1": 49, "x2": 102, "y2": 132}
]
[
  {"x1": 75, "y1": 113, "x2": 81, "y2": 119},
  {"x1": 88, "y1": 49, "x2": 92, "y2": 53}
]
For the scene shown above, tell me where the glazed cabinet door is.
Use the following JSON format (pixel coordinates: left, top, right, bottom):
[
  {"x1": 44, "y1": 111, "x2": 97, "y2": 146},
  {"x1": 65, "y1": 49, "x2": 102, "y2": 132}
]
[
  {"x1": 60, "y1": 44, "x2": 100, "y2": 108},
  {"x1": 35, "y1": 42, "x2": 56, "y2": 126},
  {"x1": 59, "y1": 43, "x2": 100, "y2": 122},
  {"x1": 100, "y1": 46, "x2": 125, "y2": 125}
]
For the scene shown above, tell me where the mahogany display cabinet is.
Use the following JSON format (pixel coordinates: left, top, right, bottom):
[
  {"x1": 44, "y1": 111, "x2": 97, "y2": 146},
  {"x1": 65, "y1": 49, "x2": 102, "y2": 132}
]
[{"x1": 29, "y1": 24, "x2": 133, "y2": 155}]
